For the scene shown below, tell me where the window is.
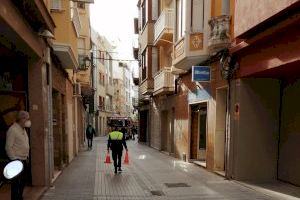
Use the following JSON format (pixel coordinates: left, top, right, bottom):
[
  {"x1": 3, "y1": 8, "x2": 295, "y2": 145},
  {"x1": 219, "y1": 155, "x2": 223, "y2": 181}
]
[
  {"x1": 134, "y1": 18, "x2": 139, "y2": 34},
  {"x1": 141, "y1": 50, "x2": 147, "y2": 81},
  {"x1": 141, "y1": 1, "x2": 147, "y2": 28},
  {"x1": 78, "y1": 2, "x2": 85, "y2": 9},
  {"x1": 191, "y1": 0, "x2": 204, "y2": 32},
  {"x1": 78, "y1": 55, "x2": 86, "y2": 69},
  {"x1": 99, "y1": 50, "x2": 104, "y2": 64},
  {"x1": 78, "y1": 38, "x2": 85, "y2": 55},
  {"x1": 51, "y1": 0, "x2": 62, "y2": 10},
  {"x1": 175, "y1": 0, "x2": 186, "y2": 41},
  {"x1": 152, "y1": 47, "x2": 158, "y2": 76}
]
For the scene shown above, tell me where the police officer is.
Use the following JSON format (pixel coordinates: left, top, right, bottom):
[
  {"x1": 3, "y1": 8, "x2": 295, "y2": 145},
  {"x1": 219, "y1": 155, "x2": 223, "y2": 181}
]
[{"x1": 107, "y1": 127, "x2": 128, "y2": 174}]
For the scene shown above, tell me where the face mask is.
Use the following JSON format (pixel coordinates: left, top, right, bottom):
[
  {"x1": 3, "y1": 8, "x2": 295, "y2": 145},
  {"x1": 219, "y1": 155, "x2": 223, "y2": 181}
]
[{"x1": 24, "y1": 120, "x2": 31, "y2": 128}]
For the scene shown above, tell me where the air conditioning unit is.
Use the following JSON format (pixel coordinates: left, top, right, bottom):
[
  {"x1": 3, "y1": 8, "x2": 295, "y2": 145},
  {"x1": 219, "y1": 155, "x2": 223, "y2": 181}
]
[{"x1": 73, "y1": 83, "x2": 81, "y2": 96}]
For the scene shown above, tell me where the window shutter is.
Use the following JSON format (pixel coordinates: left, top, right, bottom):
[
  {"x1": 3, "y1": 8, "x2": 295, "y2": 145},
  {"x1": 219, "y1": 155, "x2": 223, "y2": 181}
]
[{"x1": 51, "y1": 0, "x2": 62, "y2": 10}]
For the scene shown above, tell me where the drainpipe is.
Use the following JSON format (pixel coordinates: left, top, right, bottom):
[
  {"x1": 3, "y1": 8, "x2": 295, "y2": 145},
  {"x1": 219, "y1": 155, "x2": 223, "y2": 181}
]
[
  {"x1": 219, "y1": 49, "x2": 238, "y2": 179},
  {"x1": 225, "y1": 78, "x2": 232, "y2": 179}
]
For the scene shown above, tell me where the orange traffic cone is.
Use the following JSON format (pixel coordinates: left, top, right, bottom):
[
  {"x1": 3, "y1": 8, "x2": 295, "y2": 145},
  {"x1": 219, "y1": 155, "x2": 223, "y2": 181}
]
[
  {"x1": 104, "y1": 152, "x2": 111, "y2": 164},
  {"x1": 124, "y1": 151, "x2": 129, "y2": 164}
]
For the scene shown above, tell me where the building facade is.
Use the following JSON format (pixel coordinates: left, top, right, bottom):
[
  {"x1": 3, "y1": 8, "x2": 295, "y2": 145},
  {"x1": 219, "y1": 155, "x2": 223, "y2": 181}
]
[
  {"x1": 229, "y1": 0, "x2": 300, "y2": 185},
  {"x1": 136, "y1": 0, "x2": 300, "y2": 187},
  {"x1": 0, "y1": 0, "x2": 55, "y2": 190},
  {"x1": 0, "y1": 0, "x2": 94, "y2": 198}
]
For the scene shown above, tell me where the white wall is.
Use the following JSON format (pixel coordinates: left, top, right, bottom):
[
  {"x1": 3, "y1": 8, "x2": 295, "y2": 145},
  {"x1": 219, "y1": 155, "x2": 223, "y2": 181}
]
[{"x1": 231, "y1": 78, "x2": 280, "y2": 181}]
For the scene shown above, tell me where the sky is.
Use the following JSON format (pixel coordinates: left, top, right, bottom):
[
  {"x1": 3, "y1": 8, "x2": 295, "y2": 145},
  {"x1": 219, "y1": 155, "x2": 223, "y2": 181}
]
[{"x1": 90, "y1": 0, "x2": 138, "y2": 60}]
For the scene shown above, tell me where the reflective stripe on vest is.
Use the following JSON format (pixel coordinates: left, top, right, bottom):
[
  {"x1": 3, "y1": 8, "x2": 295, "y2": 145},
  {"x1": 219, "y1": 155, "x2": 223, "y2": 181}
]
[{"x1": 109, "y1": 131, "x2": 123, "y2": 140}]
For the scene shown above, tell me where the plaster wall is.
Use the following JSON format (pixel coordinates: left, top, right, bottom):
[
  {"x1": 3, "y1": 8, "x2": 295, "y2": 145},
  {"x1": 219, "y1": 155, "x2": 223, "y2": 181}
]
[{"x1": 234, "y1": 0, "x2": 298, "y2": 37}]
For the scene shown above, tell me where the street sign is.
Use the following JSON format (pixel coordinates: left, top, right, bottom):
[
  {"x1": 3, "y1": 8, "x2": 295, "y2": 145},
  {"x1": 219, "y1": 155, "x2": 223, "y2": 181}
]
[{"x1": 192, "y1": 66, "x2": 210, "y2": 82}]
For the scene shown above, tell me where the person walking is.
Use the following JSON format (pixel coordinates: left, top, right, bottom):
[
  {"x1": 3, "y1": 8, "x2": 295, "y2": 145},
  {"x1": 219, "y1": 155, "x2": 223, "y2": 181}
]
[
  {"x1": 107, "y1": 127, "x2": 128, "y2": 174},
  {"x1": 86, "y1": 124, "x2": 96, "y2": 150},
  {"x1": 5, "y1": 110, "x2": 31, "y2": 200}
]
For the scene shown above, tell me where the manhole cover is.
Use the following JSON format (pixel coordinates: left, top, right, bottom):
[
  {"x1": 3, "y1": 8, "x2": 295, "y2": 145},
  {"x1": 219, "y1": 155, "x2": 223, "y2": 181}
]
[
  {"x1": 150, "y1": 190, "x2": 165, "y2": 196},
  {"x1": 164, "y1": 183, "x2": 191, "y2": 188}
]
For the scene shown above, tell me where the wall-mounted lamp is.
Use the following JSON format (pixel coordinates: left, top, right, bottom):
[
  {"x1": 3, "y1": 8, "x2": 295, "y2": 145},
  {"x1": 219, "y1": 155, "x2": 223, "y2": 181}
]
[
  {"x1": 38, "y1": 29, "x2": 55, "y2": 39},
  {"x1": 79, "y1": 56, "x2": 91, "y2": 70},
  {"x1": 84, "y1": 56, "x2": 91, "y2": 68}
]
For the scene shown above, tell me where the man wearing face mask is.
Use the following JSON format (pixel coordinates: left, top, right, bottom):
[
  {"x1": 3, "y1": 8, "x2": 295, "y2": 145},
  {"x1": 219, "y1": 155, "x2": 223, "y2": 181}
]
[{"x1": 5, "y1": 110, "x2": 30, "y2": 200}]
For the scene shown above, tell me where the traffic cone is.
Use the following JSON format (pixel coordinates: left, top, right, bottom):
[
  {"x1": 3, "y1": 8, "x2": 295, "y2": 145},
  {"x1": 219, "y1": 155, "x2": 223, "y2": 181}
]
[
  {"x1": 124, "y1": 151, "x2": 129, "y2": 164},
  {"x1": 104, "y1": 152, "x2": 111, "y2": 164}
]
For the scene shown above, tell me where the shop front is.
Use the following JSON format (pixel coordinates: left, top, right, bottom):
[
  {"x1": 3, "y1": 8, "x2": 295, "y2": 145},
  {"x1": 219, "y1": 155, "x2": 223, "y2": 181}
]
[{"x1": 0, "y1": 2, "x2": 55, "y2": 198}]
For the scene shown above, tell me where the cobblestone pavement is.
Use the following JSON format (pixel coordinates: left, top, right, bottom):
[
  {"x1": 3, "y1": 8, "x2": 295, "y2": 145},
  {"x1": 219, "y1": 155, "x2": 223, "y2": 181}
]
[{"x1": 41, "y1": 137, "x2": 299, "y2": 200}]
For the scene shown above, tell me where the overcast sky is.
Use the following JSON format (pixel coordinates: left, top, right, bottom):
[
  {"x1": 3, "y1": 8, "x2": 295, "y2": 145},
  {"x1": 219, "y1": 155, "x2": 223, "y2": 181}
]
[{"x1": 90, "y1": 0, "x2": 138, "y2": 60}]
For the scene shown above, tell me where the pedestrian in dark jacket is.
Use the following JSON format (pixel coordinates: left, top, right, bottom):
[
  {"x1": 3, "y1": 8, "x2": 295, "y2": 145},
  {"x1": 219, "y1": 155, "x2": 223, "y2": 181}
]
[
  {"x1": 86, "y1": 124, "x2": 96, "y2": 150},
  {"x1": 107, "y1": 127, "x2": 128, "y2": 174}
]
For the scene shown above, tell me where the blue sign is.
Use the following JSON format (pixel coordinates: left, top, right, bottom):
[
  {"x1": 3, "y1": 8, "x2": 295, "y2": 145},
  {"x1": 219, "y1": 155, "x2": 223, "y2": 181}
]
[{"x1": 192, "y1": 66, "x2": 210, "y2": 82}]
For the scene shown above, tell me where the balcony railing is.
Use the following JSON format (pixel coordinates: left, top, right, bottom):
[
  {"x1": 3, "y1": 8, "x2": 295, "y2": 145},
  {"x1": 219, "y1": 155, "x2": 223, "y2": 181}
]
[
  {"x1": 71, "y1": 7, "x2": 81, "y2": 37},
  {"x1": 208, "y1": 15, "x2": 231, "y2": 54},
  {"x1": 172, "y1": 31, "x2": 209, "y2": 70},
  {"x1": 139, "y1": 22, "x2": 154, "y2": 52},
  {"x1": 154, "y1": 9, "x2": 174, "y2": 45},
  {"x1": 106, "y1": 84, "x2": 114, "y2": 96},
  {"x1": 139, "y1": 78, "x2": 154, "y2": 95},
  {"x1": 77, "y1": 68, "x2": 91, "y2": 85},
  {"x1": 153, "y1": 68, "x2": 175, "y2": 96}
]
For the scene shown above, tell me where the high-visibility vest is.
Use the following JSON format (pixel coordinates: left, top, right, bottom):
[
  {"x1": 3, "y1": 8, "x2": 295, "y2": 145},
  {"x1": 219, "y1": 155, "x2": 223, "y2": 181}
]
[{"x1": 109, "y1": 131, "x2": 123, "y2": 140}]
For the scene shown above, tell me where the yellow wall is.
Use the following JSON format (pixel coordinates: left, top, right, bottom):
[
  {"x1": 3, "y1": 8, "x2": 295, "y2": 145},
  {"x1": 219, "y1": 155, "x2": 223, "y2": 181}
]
[
  {"x1": 79, "y1": 5, "x2": 91, "y2": 51},
  {"x1": 211, "y1": 0, "x2": 235, "y2": 39},
  {"x1": 51, "y1": 1, "x2": 78, "y2": 64},
  {"x1": 211, "y1": 0, "x2": 222, "y2": 17}
]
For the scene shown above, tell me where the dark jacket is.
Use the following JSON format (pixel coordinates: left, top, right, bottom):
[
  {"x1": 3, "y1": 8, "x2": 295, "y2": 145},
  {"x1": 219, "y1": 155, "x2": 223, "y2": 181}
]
[
  {"x1": 86, "y1": 126, "x2": 96, "y2": 139},
  {"x1": 107, "y1": 131, "x2": 127, "y2": 151}
]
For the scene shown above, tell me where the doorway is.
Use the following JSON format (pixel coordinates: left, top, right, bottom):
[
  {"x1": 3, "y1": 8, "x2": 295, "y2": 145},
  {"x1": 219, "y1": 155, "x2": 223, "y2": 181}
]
[
  {"x1": 161, "y1": 110, "x2": 169, "y2": 152},
  {"x1": 190, "y1": 102, "x2": 207, "y2": 165},
  {"x1": 52, "y1": 90, "x2": 67, "y2": 176},
  {"x1": 139, "y1": 110, "x2": 148, "y2": 142}
]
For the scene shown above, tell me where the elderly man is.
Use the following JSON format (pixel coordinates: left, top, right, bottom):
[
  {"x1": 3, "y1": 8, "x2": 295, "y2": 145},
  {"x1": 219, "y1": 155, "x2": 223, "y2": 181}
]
[{"x1": 5, "y1": 110, "x2": 31, "y2": 200}]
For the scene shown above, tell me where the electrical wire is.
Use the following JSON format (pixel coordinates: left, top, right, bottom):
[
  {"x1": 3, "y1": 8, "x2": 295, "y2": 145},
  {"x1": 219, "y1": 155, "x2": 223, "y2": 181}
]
[{"x1": 93, "y1": 57, "x2": 138, "y2": 62}]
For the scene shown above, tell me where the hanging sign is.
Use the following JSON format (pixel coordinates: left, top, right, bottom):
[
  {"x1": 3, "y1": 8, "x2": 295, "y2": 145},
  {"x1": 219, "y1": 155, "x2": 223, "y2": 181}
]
[{"x1": 192, "y1": 66, "x2": 211, "y2": 82}]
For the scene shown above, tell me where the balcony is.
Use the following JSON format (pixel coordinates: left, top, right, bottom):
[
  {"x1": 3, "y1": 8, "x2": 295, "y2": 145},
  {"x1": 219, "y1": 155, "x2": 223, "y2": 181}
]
[
  {"x1": 132, "y1": 97, "x2": 139, "y2": 108},
  {"x1": 208, "y1": 15, "x2": 231, "y2": 55},
  {"x1": 153, "y1": 68, "x2": 175, "y2": 96},
  {"x1": 172, "y1": 31, "x2": 209, "y2": 71},
  {"x1": 106, "y1": 84, "x2": 114, "y2": 96},
  {"x1": 71, "y1": 7, "x2": 81, "y2": 37},
  {"x1": 154, "y1": 9, "x2": 174, "y2": 46},
  {"x1": 139, "y1": 22, "x2": 154, "y2": 52},
  {"x1": 139, "y1": 78, "x2": 154, "y2": 95},
  {"x1": 52, "y1": 43, "x2": 78, "y2": 69},
  {"x1": 76, "y1": 68, "x2": 92, "y2": 96}
]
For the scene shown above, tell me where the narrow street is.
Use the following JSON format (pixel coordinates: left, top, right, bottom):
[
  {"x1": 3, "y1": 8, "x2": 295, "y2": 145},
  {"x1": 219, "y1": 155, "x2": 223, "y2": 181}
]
[{"x1": 40, "y1": 137, "x2": 293, "y2": 200}]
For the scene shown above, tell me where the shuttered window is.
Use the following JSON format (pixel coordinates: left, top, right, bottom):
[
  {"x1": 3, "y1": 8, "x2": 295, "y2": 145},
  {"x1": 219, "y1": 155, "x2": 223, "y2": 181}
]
[{"x1": 51, "y1": 0, "x2": 62, "y2": 10}]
